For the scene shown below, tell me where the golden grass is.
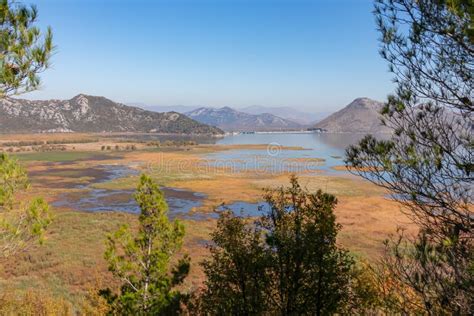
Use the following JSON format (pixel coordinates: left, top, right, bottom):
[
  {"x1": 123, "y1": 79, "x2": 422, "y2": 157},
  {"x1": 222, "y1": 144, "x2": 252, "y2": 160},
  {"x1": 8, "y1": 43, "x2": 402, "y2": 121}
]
[
  {"x1": 0, "y1": 208, "x2": 218, "y2": 308},
  {"x1": 0, "y1": 133, "x2": 99, "y2": 142},
  {"x1": 336, "y1": 196, "x2": 415, "y2": 259},
  {"x1": 0, "y1": 135, "x2": 418, "y2": 310}
]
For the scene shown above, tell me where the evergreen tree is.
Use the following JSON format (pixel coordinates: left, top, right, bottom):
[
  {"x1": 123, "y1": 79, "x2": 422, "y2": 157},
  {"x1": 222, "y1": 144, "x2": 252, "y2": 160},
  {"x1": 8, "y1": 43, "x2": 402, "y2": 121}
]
[
  {"x1": 0, "y1": 153, "x2": 52, "y2": 258},
  {"x1": 346, "y1": 0, "x2": 473, "y2": 313},
  {"x1": 0, "y1": 0, "x2": 53, "y2": 268},
  {"x1": 101, "y1": 174, "x2": 190, "y2": 315},
  {"x1": 0, "y1": 0, "x2": 54, "y2": 97}
]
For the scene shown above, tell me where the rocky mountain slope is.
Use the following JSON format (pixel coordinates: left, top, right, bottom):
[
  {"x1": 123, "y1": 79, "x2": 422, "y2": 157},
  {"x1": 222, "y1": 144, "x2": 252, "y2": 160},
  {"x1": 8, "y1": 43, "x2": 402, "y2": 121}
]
[
  {"x1": 315, "y1": 97, "x2": 391, "y2": 133},
  {"x1": 0, "y1": 94, "x2": 223, "y2": 134},
  {"x1": 186, "y1": 106, "x2": 303, "y2": 132}
]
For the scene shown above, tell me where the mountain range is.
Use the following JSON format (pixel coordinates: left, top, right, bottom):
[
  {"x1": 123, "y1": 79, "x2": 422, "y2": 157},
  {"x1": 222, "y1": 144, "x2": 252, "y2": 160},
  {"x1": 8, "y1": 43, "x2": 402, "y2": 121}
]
[
  {"x1": 185, "y1": 107, "x2": 303, "y2": 132},
  {"x1": 0, "y1": 94, "x2": 223, "y2": 134},
  {"x1": 0, "y1": 95, "x2": 392, "y2": 134},
  {"x1": 314, "y1": 97, "x2": 391, "y2": 133},
  {"x1": 134, "y1": 104, "x2": 327, "y2": 125},
  {"x1": 240, "y1": 105, "x2": 329, "y2": 125}
]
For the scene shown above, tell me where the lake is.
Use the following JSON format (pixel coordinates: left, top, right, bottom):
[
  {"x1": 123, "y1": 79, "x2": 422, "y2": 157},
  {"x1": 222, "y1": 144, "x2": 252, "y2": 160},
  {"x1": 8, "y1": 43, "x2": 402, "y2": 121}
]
[
  {"x1": 205, "y1": 132, "x2": 369, "y2": 173},
  {"x1": 217, "y1": 132, "x2": 365, "y2": 150}
]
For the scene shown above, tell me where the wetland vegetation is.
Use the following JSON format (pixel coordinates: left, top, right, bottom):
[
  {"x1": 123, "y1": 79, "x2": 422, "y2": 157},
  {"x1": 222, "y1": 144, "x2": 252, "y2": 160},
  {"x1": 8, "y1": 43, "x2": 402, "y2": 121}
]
[{"x1": 0, "y1": 132, "x2": 409, "y2": 312}]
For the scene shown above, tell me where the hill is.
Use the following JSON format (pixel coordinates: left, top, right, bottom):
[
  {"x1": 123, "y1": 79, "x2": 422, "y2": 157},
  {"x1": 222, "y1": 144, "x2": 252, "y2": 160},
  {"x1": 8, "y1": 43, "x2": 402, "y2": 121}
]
[
  {"x1": 185, "y1": 107, "x2": 303, "y2": 132},
  {"x1": 315, "y1": 98, "x2": 391, "y2": 133},
  {"x1": 0, "y1": 94, "x2": 223, "y2": 134}
]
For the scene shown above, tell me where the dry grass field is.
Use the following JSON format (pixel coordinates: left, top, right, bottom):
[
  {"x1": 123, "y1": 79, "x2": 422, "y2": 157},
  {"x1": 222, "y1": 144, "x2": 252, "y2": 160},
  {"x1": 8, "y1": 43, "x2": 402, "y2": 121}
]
[{"x1": 0, "y1": 133, "x2": 415, "y2": 310}]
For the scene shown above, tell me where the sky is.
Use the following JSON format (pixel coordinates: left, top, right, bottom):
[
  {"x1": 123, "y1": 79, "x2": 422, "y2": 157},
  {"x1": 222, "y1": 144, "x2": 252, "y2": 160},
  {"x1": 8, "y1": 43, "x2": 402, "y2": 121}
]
[{"x1": 24, "y1": 0, "x2": 394, "y2": 112}]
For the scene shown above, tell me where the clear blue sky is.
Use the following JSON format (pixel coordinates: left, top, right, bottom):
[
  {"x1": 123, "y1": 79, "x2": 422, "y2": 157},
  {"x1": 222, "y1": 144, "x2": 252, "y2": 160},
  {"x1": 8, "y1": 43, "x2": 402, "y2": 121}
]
[{"x1": 24, "y1": 0, "x2": 394, "y2": 112}]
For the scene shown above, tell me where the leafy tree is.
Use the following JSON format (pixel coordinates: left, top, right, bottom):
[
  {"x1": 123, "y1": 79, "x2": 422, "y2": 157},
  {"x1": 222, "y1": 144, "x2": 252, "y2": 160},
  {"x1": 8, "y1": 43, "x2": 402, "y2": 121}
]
[
  {"x1": 260, "y1": 176, "x2": 355, "y2": 315},
  {"x1": 0, "y1": 0, "x2": 53, "y2": 97},
  {"x1": 101, "y1": 174, "x2": 190, "y2": 315},
  {"x1": 0, "y1": 153, "x2": 52, "y2": 258},
  {"x1": 346, "y1": 0, "x2": 473, "y2": 313},
  {"x1": 196, "y1": 176, "x2": 367, "y2": 315},
  {"x1": 197, "y1": 211, "x2": 270, "y2": 315}
]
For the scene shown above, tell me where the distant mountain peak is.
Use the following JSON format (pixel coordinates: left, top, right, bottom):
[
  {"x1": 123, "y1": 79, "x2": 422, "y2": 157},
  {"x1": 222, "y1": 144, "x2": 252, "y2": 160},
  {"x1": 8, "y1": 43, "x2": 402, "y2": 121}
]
[
  {"x1": 352, "y1": 97, "x2": 372, "y2": 102},
  {"x1": 73, "y1": 93, "x2": 86, "y2": 98},
  {"x1": 220, "y1": 106, "x2": 234, "y2": 111},
  {"x1": 186, "y1": 106, "x2": 302, "y2": 132},
  {"x1": 240, "y1": 105, "x2": 328, "y2": 125},
  {"x1": 315, "y1": 97, "x2": 391, "y2": 133},
  {"x1": 347, "y1": 97, "x2": 383, "y2": 110},
  {"x1": 72, "y1": 93, "x2": 93, "y2": 100}
]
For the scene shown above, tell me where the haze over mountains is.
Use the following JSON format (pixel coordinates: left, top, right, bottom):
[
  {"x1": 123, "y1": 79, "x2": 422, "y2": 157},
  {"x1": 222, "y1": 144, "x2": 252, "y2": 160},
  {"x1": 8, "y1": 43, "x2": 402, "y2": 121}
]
[
  {"x1": 241, "y1": 105, "x2": 329, "y2": 125},
  {"x1": 130, "y1": 104, "x2": 202, "y2": 115},
  {"x1": 185, "y1": 107, "x2": 303, "y2": 132},
  {"x1": 0, "y1": 95, "x2": 390, "y2": 134},
  {"x1": 135, "y1": 104, "x2": 326, "y2": 125},
  {"x1": 314, "y1": 97, "x2": 390, "y2": 133},
  {"x1": 0, "y1": 94, "x2": 223, "y2": 134},
  {"x1": 179, "y1": 97, "x2": 390, "y2": 133}
]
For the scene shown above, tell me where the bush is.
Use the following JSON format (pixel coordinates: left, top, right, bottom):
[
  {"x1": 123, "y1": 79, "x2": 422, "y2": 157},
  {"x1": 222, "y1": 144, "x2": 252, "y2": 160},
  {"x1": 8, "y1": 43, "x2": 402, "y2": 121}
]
[{"x1": 0, "y1": 289, "x2": 72, "y2": 316}]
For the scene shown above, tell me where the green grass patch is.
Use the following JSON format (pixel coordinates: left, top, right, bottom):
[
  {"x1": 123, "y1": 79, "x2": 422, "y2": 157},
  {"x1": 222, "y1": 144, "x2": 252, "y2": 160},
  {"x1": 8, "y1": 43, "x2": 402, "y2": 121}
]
[
  {"x1": 91, "y1": 175, "x2": 140, "y2": 190},
  {"x1": 92, "y1": 171, "x2": 212, "y2": 190},
  {"x1": 15, "y1": 151, "x2": 124, "y2": 163},
  {"x1": 16, "y1": 151, "x2": 99, "y2": 162}
]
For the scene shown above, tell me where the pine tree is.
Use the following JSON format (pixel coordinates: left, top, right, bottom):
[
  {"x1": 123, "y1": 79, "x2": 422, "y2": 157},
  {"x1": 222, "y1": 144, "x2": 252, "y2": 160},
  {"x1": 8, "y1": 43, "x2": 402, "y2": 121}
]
[
  {"x1": 101, "y1": 174, "x2": 190, "y2": 315},
  {"x1": 0, "y1": 0, "x2": 53, "y2": 97},
  {"x1": 346, "y1": 0, "x2": 473, "y2": 313},
  {"x1": 0, "y1": 1, "x2": 54, "y2": 256},
  {"x1": 0, "y1": 153, "x2": 52, "y2": 258}
]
